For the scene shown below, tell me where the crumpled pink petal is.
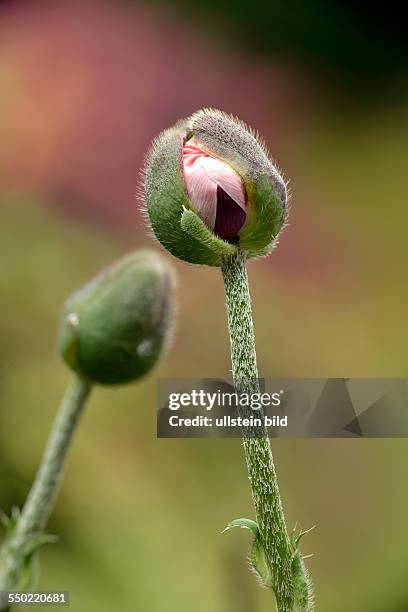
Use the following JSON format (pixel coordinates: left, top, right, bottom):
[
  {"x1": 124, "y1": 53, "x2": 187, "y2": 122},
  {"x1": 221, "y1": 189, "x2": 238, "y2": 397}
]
[{"x1": 182, "y1": 138, "x2": 246, "y2": 230}]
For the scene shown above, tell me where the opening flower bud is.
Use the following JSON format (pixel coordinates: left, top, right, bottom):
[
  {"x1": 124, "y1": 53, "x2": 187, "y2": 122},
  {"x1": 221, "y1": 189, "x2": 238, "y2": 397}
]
[
  {"x1": 143, "y1": 108, "x2": 287, "y2": 266},
  {"x1": 58, "y1": 250, "x2": 175, "y2": 385},
  {"x1": 182, "y1": 138, "x2": 247, "y2": 243}
]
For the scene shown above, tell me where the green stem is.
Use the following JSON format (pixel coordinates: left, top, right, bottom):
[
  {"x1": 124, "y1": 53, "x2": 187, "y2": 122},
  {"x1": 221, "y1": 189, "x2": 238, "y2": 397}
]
[
  {"x1": 221, "y1": 250, "x2": 304, "y2": 612},
  {"x1": 0, "y1": 376, "x2": 91, "y2": 597}
]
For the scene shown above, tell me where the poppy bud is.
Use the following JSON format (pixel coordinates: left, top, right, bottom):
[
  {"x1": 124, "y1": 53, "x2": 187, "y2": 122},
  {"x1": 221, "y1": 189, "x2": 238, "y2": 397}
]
[
  {"x1": 143, "y1": 108, "x2": 287, "y2": 266},
  {"x1": 58, "y1": 251, "x2": 175, "y2": 385}
]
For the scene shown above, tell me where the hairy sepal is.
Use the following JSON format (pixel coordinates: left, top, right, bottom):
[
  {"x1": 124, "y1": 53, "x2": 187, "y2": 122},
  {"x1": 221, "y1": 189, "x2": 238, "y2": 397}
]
[{"x1": 144, "y1": 121, "x2": 221, "y2": 266}]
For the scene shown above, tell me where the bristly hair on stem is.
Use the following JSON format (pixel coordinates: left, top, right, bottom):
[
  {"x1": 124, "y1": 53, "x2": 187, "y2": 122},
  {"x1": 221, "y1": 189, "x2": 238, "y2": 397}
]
[{"x1": 221, "y1": 249, "x2": 314, "y2": 612}]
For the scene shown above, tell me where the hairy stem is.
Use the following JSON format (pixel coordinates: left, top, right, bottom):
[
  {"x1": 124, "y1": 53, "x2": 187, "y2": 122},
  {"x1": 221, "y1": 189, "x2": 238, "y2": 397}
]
[
  {"x1": 221, "y1": 249, "x2": 297, "y2": 611},
  {"x1": 0, "y1": 376, "x2": 91, "y2": 596}
]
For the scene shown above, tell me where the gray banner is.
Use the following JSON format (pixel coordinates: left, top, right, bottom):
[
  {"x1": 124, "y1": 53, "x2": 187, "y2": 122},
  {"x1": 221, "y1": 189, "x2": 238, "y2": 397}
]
[{"x1": 157, "y1": 378, "x2": 408, "y2": 438}]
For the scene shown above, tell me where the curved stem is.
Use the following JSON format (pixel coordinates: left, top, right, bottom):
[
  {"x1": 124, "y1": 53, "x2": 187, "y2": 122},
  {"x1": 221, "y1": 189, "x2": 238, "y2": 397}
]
[
  {"x1": 221, "y1": 250, "x2": 297, "y2": 611},
  {"x1": 0, "y1": 376, "x2": 91, "y2": 596}
]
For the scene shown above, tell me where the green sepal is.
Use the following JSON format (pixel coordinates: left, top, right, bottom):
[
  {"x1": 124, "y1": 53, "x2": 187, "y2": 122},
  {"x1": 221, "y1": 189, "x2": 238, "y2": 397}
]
[
  {"x1": 144, "y1": 122, "x2": 221, "y2": 266},
  {"x1": 181, "y1": 208, "x2": 237, "y2": 260},
  {"x1": 58, "y1": 250, "x2": 175, "y2": 385},
  {"x1": 240, "y1": 176, "x2": 286, "y2": 258},
  {"x1": 189, "y1": 109, "x2": 287, "y2": 259}
]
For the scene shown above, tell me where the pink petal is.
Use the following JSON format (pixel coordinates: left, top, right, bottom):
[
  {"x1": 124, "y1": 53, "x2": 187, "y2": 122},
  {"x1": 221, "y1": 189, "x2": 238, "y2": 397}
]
[
  {"x1": 197, "y1": 155, "x2": 246, "y2": 212},
  {"x1": 183, "y1": 150, "x2": 217, "y2": 229},
  {"x1": 182, "y1": 138, "x2": 246, "y2": 231}
]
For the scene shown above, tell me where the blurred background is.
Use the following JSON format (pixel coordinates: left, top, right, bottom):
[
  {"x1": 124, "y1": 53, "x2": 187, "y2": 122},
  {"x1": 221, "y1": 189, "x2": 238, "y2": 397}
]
[{"x1": 1, "y1": 1, "x2": 407, "y2": 610}]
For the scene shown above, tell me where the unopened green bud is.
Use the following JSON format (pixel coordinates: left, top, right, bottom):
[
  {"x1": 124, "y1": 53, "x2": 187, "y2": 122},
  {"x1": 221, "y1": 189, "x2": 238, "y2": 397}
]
[
  {"x1": 58, "y1": 250, "x2": 175, "y2": 385},
  {"x1": 143, "y1": 108, "x2": 287, "y2": 266}
]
